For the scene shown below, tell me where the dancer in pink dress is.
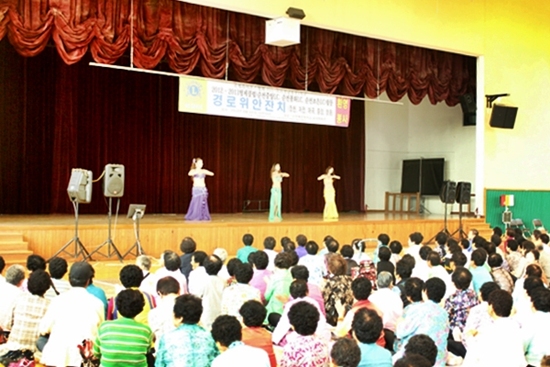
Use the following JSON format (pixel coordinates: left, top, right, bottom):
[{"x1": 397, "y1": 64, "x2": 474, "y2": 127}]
[{"x1": 185, "y1": 158, "x2": 214, "y2": 221}]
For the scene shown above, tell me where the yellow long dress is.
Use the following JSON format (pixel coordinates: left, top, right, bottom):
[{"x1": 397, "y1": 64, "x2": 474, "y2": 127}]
[{"x1": 323, "y1": 185, "x2": 339, "y2": 220}]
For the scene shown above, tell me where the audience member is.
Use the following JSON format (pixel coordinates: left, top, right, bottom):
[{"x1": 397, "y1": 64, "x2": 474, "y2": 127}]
[
  {"x1": 0, "y1": 265, "x2": 25, "y2": 331},
  {"x1": 507, "y1": 239, "x2": 527, "y2": 279},
  {"x1": 39, "y1": 262, "x2": 104, "y2": 367},
  {"x1": 291, "y1": 265, "x2": 325, "y2": 315},
  {"x1": 296, "y1": 234, "x2": 308, "y2": 258},
  {"x1": 298, "y1": 241, "x2": 325, "y2": 287},
  {"x1": 249, "y1": 251, "x2": 273, "y2": 301},
  {"x1": 201, "y1": 255, "x2": 226, "y2": 331},
  {"x1": 263, "y1": 236, "x2": 278, "y2": 271},
  {"x1": 0, "y1": 255, "x2": 5, "y2": 283},
  {"x1": 352, "y1": 308, "x2": 392, "y2": 367},
  {"x1": 463, "y1": 281, "x2": 500, "y2": 347},
  {"x1": 280, "y1": 301, "x2": 330, "y2": 367},
  {"x1": 211, "y1": 315, "x2": 270, "y2": 367},
  {"x1": 239, "y1": 300, "x2": 276, "y2": 367},
  {"x1": 226, "y1": 257, "x2": 243, "y2": 286},
  {"x1": 265, "y1": 252, "x2": 293, "y2": 321},
  {"x1": 237, "y1": 233, "x2": 258, "y2": 263},
  {"x1": 426, "y1": 251, "x2": 452, "y2": 298},
  {"x1": 393, "y1": 354, "x2": 432, "y2": 367},
  {"x1": 462, "y1": 290, "x2": 526, "y2": 366},
  {"x1": 148, "y1": 276, "x2": 180, "y2": 349},
  {"x1": 352, "y1": 239, "x2": 371, "y2": 264},
  {"x1": 155, "y1": 250, "x2": 188, "y2": 294},
  {"x1": 373, "y1": 233, "x2": 391, "y2": 264},
  {"x1": 404, "y1": 334, "x2": 437, "y2": 367},
  {"x1": 155, "y1": 294, "x2": 219, "y2": 367},
  {"x1": 376, "y1": 247, "x2": 395, "y2": 281},
  {"x1": 179, "y1": 236, "x2": 197, "y2": 279},
  {"x1": 369, "y1": 271, "x2": 403, "y2": 346},
  {"x1": 394, "y1": 257, "x2": 414, "y2": 307},
  {"x1": 330, "y1": 337, "x2": 361, "y2": 367},
  {"x1": 411, "y1": 245, "x2": 432, "y2": 281},
  {"x1": 469, "y1": 248, "x2": 492, "y2": 295},
  {"x1": 389, "y1": 240, "x2": 403, "y2": 266},
  {"x1": 341, "y1": 244, "x2": 359, "y2": 276},
  {"x1": 136, "y1": 255, "x2": 156, "y2": 296},
  {"x1": 522, "y1": 288, "x2": 550, "y2": 366},
  {"x1": 93, "y1": 289, "x2": 153, "y2": 366},
  {"x1": 405, "y1": 232, "x2": 424, "y2": 263},
  {"x1": 434, "y1": 232, "x2": 448, "y2": 259},
  {"x1": 488, "y1": 253, "x2": 514, "y2": 293},
  {"x1": 213, "y1": 247, "x2": 231, "y2": 281},
  {"x1": 323, "y1": 254, "x2": 354, "y2": 327},
  {"x1": 445, "y1": 267, "x2": 478, "y2": 332},
  {"x1": 45, "y1": 257, "x2": 70, "y2": 299},
  {"x1": 188, "y1": 250, "x2": 209, "y2": 297},
  {"x1": 221, "y1": 263, "x2": 261, "y2": 318},
  {"x1": 87, "y1": 266, "x2": 108, "y2": 316}
]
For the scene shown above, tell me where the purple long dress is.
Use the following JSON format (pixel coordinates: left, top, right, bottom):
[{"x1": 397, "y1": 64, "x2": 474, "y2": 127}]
[{"x1": 185, "y1": 174, "x2": 211, "y2": 221}]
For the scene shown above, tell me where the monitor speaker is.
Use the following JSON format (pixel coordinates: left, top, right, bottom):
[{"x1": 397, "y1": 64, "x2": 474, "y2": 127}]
[
  {"x1": 103, "y1": 164, "x2": 125, "y2": 197},
  {"x1": 67, "y1": 169, "x2": 93, "y2": 203},
  {"x1": 456, "y1": 182, "x2": 472, "y2": 204},
  {"x1": 489, "y1": 104, "x2": 518, "y2": 129},
  {"x1": 439, "y1": 181, "x2": 456, "y2": 204}
]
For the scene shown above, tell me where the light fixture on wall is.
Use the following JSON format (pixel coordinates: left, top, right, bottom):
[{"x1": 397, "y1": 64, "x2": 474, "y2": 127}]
[{"x1": 485, "y1": 93, "x2": 509, "y2": 108}]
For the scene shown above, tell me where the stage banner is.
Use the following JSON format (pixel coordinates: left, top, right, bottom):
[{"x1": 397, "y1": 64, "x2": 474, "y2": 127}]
[{"x1": 178, "y1": 76, "x2": 351, "y2": 127}]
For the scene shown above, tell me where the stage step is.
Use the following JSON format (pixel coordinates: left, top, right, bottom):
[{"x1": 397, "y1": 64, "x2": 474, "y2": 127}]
[{"x1": 0, "y1": 232, "x2": 33, "y2": 265}]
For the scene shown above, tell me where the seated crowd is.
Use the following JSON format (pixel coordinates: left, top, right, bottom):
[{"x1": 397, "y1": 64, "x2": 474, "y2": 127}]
[{"x1": 0, "y1": 228, "x2": 550, "y2": 367}]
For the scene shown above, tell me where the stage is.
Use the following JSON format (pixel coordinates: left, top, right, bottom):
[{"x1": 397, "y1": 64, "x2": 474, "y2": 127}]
[{"x1": 0, "y1": 212, "x2": 490, "y2": 261}]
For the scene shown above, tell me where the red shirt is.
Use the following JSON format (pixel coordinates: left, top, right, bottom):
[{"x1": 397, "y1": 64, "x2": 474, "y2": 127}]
[{"x1": 242, "y1": 327, "x2": 277, "y2": 367}]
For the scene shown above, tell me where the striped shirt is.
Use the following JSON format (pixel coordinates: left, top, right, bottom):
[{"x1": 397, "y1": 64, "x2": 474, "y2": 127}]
[{"x1": 93, "y1": 317, "x2": 153, "y2": 367}]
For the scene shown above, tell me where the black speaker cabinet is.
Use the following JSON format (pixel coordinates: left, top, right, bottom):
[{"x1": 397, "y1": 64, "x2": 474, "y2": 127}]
[
  {"x1": 489, "y1": 104, "x2": 518, "y2": 129},
  {"x1": 439, "y1": 181, "x2": 456, "y2": 204},
  {"x1": 456, "y1": 182, "x2": 472, "y2": 204},
  {"x1": 460, "y1": 94, "x2": 476, "y2": 126}
]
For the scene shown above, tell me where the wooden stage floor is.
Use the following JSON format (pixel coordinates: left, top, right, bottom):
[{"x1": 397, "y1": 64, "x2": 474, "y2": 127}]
[{"x1": 0, "y1": 212, "x2": 489, "y2": 260}]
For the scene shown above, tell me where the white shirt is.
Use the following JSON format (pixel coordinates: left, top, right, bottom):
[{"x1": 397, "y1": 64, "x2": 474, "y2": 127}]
[
  {"x1": 188, "y1": 266, "x2": 209, "y2": 297},
  {"x1": 212, "y1": 341, "x2": 270, "y2": 367},
  {"x1": 200, "y1": 275, "x2": 226, "y2": 331},
  {"x1": 45, "y1": 278, "x2": 71, "y2": 300},
  {"x1": 369, "y1": 288, "x2": 403, "y2": 332},
  {"x1": 523, "y1": 310, "x2": 550, "y2": 366},
  {"x1": 39, "y1": 287, "x2": 104, "y2": 367},
  {"x1": 406, "y1": 245, "x2": 421, "y2": 263},
  {"x1": 264, "y1": 249, "x2": 278, "y2": 271},
  {"x1": 154, "y1": 267, "x2": 188, "y2": 295},
  {"x1": 428, "y1": 265, "x2": 454, "y2": 300},
  {"x1": 411, "y1": 260, "x2": 430, "y2": 281},
  {"x1": 220, "y1": 283, "x2": 261, "y2": 319},
  {"x1": 0, "y1": 282, "x2": 23, "y2": 330},
  {"x1": 462, "y1": 317, "x2": 526, "y2": 367},
  {"x1": 148, "y1": 295, "x2": 177, "y2": 350},
  {"x1": 298, "y1": 254, "x2": 326, "y2": 287}
]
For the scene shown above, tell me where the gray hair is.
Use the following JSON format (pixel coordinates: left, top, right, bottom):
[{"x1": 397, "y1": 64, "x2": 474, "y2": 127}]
[
  {"x1": 377, "y1": 271, "x2": 393, "y2": 289},
  {"x1": 136, "y1": 255, "x2": 152, "y2": 270},
  {"x1": 6, "y1": 265, "x2": 26, "y2": 286},
  {"x1": 213, "y1": 248, "x2": 228, "y2": 263}
]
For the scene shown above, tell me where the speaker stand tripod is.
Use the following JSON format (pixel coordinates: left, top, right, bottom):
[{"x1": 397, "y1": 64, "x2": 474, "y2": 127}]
[
  {"x1": 86, "y1": 197, "x2": 123, "y2": 262},
  {"x1": 426, "y1": 202, "x2": 452, "y2": 244},
  {"x1": 123, "y1": 209, "x2": 145, "y2": 258},
  {"x1": 49, "y1": 201, "x2": 91, "y2": 261},
  {"x1": 450, "y1": 202, "x2": 468, "y2": 239}
]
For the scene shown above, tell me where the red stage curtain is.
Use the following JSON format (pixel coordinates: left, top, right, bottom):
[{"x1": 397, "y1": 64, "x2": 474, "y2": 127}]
[
  {"x1": 0, "y1": 42, "x2": 365, "y2": 214},
  {"x1": 0, "y1": 0, "x2": 476, "y2": 105}
]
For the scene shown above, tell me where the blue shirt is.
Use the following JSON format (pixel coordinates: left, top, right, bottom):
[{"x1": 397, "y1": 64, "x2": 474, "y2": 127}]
[
  {"x1": 469, "y1": 266, "x2": 493, "y2": 295},
  {"x1": 358, "y1": 342, "x2": 392, "y2": 367},
  {"x1": 87, "y1": 283, "x2": 108, "y2": 317},
  {"x1": 155, "y1": 323, "x2": 219, "y2": 367},
  {"x1": 237, "y1": 246, "x2": 258, "y2": 263}
]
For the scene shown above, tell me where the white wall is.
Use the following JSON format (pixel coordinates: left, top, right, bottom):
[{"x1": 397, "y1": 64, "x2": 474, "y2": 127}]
[{"x1": 365, "y1": 96, "x2": 476, "y2": 215}]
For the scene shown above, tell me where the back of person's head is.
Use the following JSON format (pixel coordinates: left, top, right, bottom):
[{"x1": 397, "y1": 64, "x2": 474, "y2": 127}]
[
  {"x1": 404, "y1": 334, "x2": 437, "y2": 366},
  {"x1": 483, "y1": 241, "x2": 497, "y2": 255},
  {"x1": 287, "y1": 250, "x2": 299, "y2": 267},
  {"x1": 340, "y1": 244, "x2": 354, "y2": 259},
  {"x1": 447, "y1": 237, "x2": 458, "y2": 249},
  {"x1": 28, "y1": 269, "x2": 51, "y2": 297},
  {"x1": 426, "y1": 251, "x2": 440, "y2": 267},
  {"x1": 378, "y1": 233, "x2": 390, "y2": 246},
  {"x1": 283, "y1": 241, "x2": 296, "y2": 253},
  {"x1": 352, "y1": 276, "x2": 372, "y2": 300},
  {"x1": 522, "y1": 240, "x2": 536, "y2": 253},
  {"x1": 490, "y1": 234, "x2": 502, "y2": 247},
  {"x1": 488, "y1": 253, "x2": 503, "y2": 268},
  {"x1": 524, "y1": 276, "x2": 545, "y2": 298},
  {"x1": 525, "y1": 263, "x2": 543, "y2": 278},
  {"x1": 493, "y1": 226, "x2": 503, "y2": 237},
  {"x1": 460, "y1": 238, "x2": 470, "y2": 250},
  {"x1": 327, "y1": 239, "x2": 340, "y2": 253},
  {"x1": 212, "y1": 315, "x2": 242, "y2": 347},
  {"x1": 471, "y1": 248, "x2": 487, "y2": 267},
  {"x1": 0, "y1": 256, "x2": 4, "y2": 274},
  {"x1": 405, "y1": 277, "x2": 424, "y2": 303},
  {"x1": 377, "y1": 271, "x2": 393, "y2": 289},
  {"x1": 274, "y1": 251, "x2": 292, "y2": 270},
  {"x1": 227, "y1": 258, "x2": 243, "y2": 276},
  {"x1": 541, "y1": 355, "x2": 550, "y2": 367},
  {"x1": 239, "y1": 300, "x2": 266, "y2": 327},
  {"x1": 448, "y1": 242, "x2": 461, "y2": 255},
  {"x1": 263, "y1": 236, "x2": 276, "y2": 250},
  {"x1": 451, "y1": 267, "x2": 473, "y2": 290},
  {"x1": 352, "y1": 308, "x2": 383, "y2": 344},
  {"x1": 473, "y1": 236, "x2": 487, "y2": 249},
  {"x1": 327, "y1": 253, "x2": 347, "y2": 276},
  {"x1": 390, "y1": 240, "x2": 403, "y2": 255},
  {"x1": 179, "y1": 237, "x2": 196, "y2": 254},
  {"x1": 409, "y1": 232, "x2": 424, "y2": 245},
  {"x1": 378, "y1": 246, "x2": 391, "y2": 262},
  {"x1": 296, "y1": 234, "x2": 307, "y2": 247},
  {"x1": 213, "y1": 248, "x2": 228, "y2": 263},
  {"x1": 6, "y1": 264, "x2": 25, "y2": 286},
  {"x1": 451, "y1": 251, "x2": 467, "y2": 268},
  {"x1": 353, "y1": 239, "x2": 366, "y2": 253},
  {"x1": 69, "y1": 262, "x2": 94, "y2": 287},
  {"x1": 306, "y1": 241, "x2": 319, "y2": 255},
  {"x1": 507, "y1": 239, "x2": 519, "y2": 252},
  {"x1": 531, "y1": 288, "x2": 550, "y2": 313},
  {"x1": 396, "y1": 258, "x2": 413, "y2": 279},
  {"x1": 192, "y1": 251, "x2": 208, "y2": 266},
  {"x1": 242, "y1": 233, "x2": 254, "y2": 246},
  {"x1": 541, "y1": 234, "x2": 550, "y2": 245},
  {"x1": 435, "y1": 232, "x2": 448, "y2": 246},
  {"x1": 26, "y1": 254, "x2": 46, "y2": 272},
  {"x1": 163, "y1": 250, "x2": 181, "y2": 271},
  {"x1": 204, "y1": 255, "x2": 223, "y2": 276},
  {"x1": 506, "y1": 228, "x2": 516, "y2": 238},
  {"x1": 488, "y1": 289, "x2": 513, "y2": 317},
  {"x1": 119, "y1": 264, "x2": 144, "y2": 288},
  {"x1": 479, "y1": 281, "x2": 500, "y2": 302},
  {"x1": 281, "y1": 236, "x2": 292, "y2": 247},
  {"x1": 419, "y1": 245, "x2": 432, "y2": 261},
  {"x1": 289, "y1": 279, "x2": 309, "y2": 299},
  {"x1": 330, "y1": 337, "x2": 361, "y2": 367},
  {"x1": 250, "y1": 250, "x2": 269, "y2": 270},
  {"x1": 156, "y1": 276, "x2": 180, "y2": 296},
  {"x1": 48, "y1": 257, "x2": 68, "y2": 280},
  {"x1": 174, "y1": 294, "x2": 203, "y2": 324},
  {"x1": 291, "y1": 265, "x2": 309, "y2": 281},
  {"x1": 136, "y1": 255, "x2": 152, "y2": 271},
  {"x1": 424, "y1": 277, "x2": 446, "y2": 303},
  {"x1": 116, "y1": 289, "x2": 145, "y2": 319},
  {"x1": 235, "y1": 263, "x2": 254, "y2": 284},
  {"x1": 394, "y1": 353, "x2": 433, "y2": 367},
  {"x1": 288, "y1": 301, "x2": 319, "y2": 336}
]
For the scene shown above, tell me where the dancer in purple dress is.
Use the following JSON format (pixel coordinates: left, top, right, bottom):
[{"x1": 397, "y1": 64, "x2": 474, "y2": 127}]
[{"x1": 185, "y1": 158, "x2": 214, "y2": 221}]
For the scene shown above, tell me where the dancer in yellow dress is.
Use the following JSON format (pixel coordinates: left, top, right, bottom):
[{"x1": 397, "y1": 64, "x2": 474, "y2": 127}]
[{"x1": 318, "y1": 166, "x2": 340, "y2": 220}]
